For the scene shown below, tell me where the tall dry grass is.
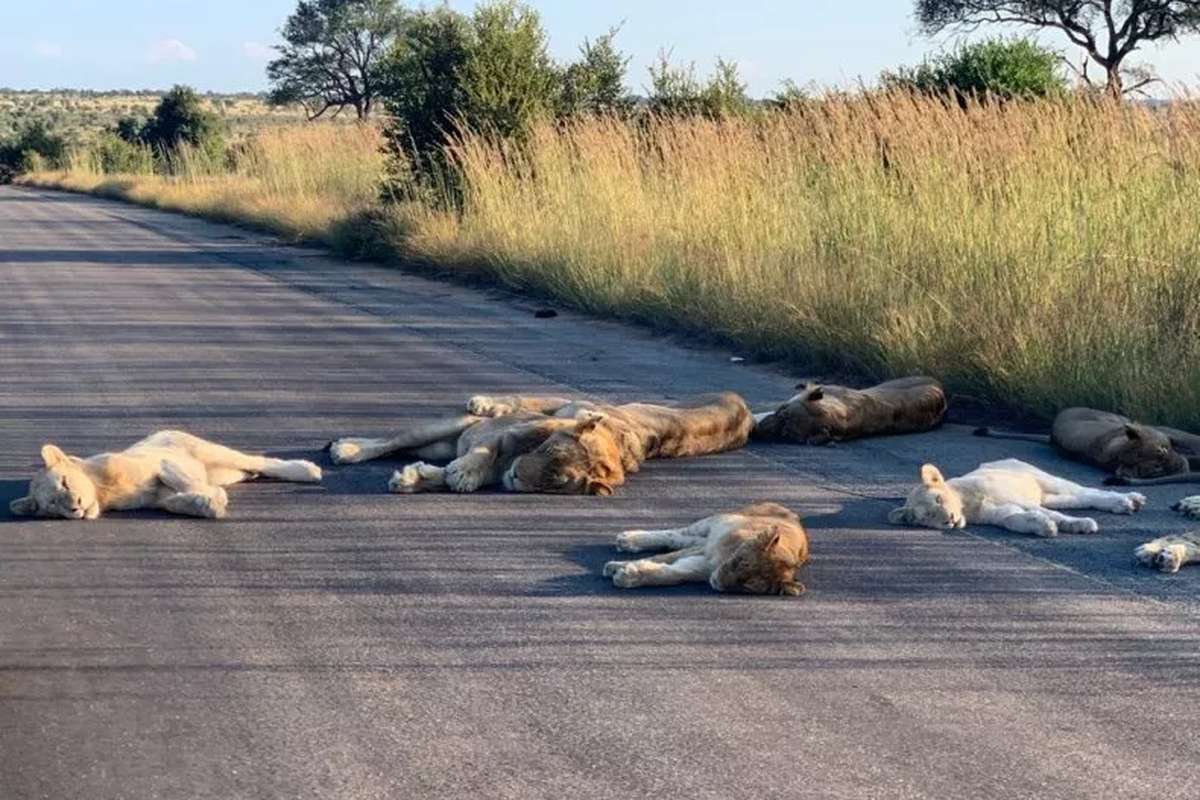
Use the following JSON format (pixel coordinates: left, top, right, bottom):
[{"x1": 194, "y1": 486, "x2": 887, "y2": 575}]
[
  {"x1": 22, "y1": 94, "x2": 1200, "y2": 424},
  {"x1": 27, "y1": 124, "x2": 385, "y2": 241},
  {"x1": 416, "y1": 95, "x2": 1200, "y2": 424}
]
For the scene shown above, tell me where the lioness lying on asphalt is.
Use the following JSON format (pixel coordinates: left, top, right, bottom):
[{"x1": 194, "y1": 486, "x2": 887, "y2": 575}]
[
  {"x1": 753, "y1": 376, "x2": 947, "y2": 445},
  {"x1": 9, "y1": 431, "x2": 322, "y2": 520},
  {"x1": 603, "y1": 502, "x2": 810, "y2": 595},
  {"x1": 329, "y1": 392, "x2": 754, "y2": 496},
  {"x1": 1137, "y1": 497, "x2": 1200, "y2": 572},
  {"x1": 975, "y1": 407, "x2": 1200, "y2": 485},
  {"x1": 888, "y1": 459, "x2": 1146, "y2": 537}
]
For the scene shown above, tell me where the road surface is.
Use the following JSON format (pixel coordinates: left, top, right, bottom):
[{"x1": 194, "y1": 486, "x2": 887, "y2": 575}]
[{"x1": 1, "y1": 185, "x2": 1198, "y2": 800}]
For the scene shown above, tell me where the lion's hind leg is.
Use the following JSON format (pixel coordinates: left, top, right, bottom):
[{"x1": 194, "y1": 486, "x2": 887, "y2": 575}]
[
  {"x1": 615, "y1": 514, "x2": 727, "y2": 553},
  {"x1": 174, "y1": 435, "x2": 322, "y2": 484},
  {"x1": 158, "y1": 458, "x2": 229, "y2": 519},
  {"x1": 604, "y1": 547, "x2": 710, "y2": 588},
  {"x1": 1135, "y1": 534, "x2": 1200, "y2": 573},
  {"x1": 1042, "y1": 488, "x2": 1146, "y2": 515}
]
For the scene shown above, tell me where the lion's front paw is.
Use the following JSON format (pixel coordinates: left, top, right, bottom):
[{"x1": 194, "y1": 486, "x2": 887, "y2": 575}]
[
  {"x1": 611, "y1": 564, "x2": 642, "y2": 588},
  {"x1": 615, "y1": 530, "x2": 645, "y2": 553},
  {"x1": 603, "y1": 560, "x2": 628, "y2": 578},
  {"x1": 1059, "y1": 517, "x2": 1099, "y2": 535},
  {"x1": 329, "y1": 438, "x2": 367, "y2": 464},
  {"x1": 388, "y1": 462, "x2": 444, "y2": 493},
  {"x1": 1036, "y1": 518, "x2": 1059, "y2": 537},
  {"x1": 467, "y1": 396, "x2": 514, "y2": 417},
  {"x1": 1172, "y1": 496, "x2": 1200, "y2": 519},
  {"x1": 1116, "y1": 493, "x2": 1147, "y2": 514},
  {"x1": 444, "y1": 461, "x2": 485, "y2": 493},
  {"x1": 295, "y1": 460, "x2": 323, "y2": 482}
]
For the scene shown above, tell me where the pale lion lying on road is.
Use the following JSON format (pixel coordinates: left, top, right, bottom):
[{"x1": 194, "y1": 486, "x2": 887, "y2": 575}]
[
  {"x1": 329, "y1": 392, "x2": 754, "y2": 496},
  {"x1": 9, "y1": 430, "x2": 322, "y2": 520},
  {"x1": 888, "y1": 459, "x2": 1145, "y2": 537},
  {"x1": 603, "y1": 502, "x2": 810, "y2": 595},
  {"x1": 753, "y1": 376, "x2": 947, "y2": 445},
  {"x1": 1135, "y1": 497, "x2": 1200, "y2": 572}
]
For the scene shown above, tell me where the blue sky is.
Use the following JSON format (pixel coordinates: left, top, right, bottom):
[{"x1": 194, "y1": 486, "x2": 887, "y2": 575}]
[{"x1": 3, "y1": 0, "x2": 1200, "y2": 95}]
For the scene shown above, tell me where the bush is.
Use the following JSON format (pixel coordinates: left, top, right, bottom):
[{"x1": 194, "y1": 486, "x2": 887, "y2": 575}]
[
  {"x1": 139, "y1": 85, "x2": 227, "y2": 161},
  {"x1": 882, "y1": 38, "x2": 1067, "y2": 102},
  {"x1": 0, "y1": 121, "x2": 68, "y2": 182}
]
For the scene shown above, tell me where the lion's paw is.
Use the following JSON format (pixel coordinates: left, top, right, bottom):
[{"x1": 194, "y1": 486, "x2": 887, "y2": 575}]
[
  {"x1": 196, "y1": 490, "x2": 228, "y2": 520},
  {"x1": 329, "y1": 438, "x2": 367, "y2": 465},
  {"x1": 1116, "y1": 493, "x2": 1147, "y2": 514},
  {"x1": 388, "y1": 462, "x2": 441, "y2": 493},
  {"x1": 294, "y1": 460, "x2": 323, "y2": 482},
  {"x1": 1172, "y1": 496, "x2": 1200, "y2": 519},
  {"x1": 1059, "y1": 517, "x2": 1099, "y2": 535},
  {"x1": 603, "y1": 560, "x2": 627, "y2": 578},
  {"x1": 1036, "y1": 518, "x2": 1059, "y2": 538},
  {"x1": 615, "y1": 530, "x2": 645, "y2": 553},
  {"x1": 467, "y1": 396, "x2": 514, "y2": 417},
  {"x1": 611, "y1": 564, "x2": 641, "y2": 588},
  {"x1": 444, "y1": 461, "x2": 485, "y2": 493}
]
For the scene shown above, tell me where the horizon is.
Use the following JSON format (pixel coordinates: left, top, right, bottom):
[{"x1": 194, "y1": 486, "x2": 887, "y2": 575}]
[{"x1": 3, "y1": 1, "x2": 1200, "y2": 99}]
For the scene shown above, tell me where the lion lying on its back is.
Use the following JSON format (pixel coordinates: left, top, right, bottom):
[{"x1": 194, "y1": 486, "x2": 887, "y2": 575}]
[
  {"x1": 329, "y1": 392, "x2": 754, "y2": 496},
  {"x1": 753, "y1": 376, "x2": 946, "y2": 445},
  {"x1": 9, "y1": 431, "x2": 322, "y2": 520},
  {"x1": 976, "y1": 407, "x2": 1200, "y2": 485}
]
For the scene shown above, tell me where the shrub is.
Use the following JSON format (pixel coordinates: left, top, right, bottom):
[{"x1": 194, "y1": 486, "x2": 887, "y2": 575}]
[{"x1": 882, "y1": 38, "x2": 1067, "y2": 102}]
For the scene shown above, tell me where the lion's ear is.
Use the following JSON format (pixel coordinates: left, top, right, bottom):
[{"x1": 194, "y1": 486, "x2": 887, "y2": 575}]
[
  {"x1": 10, "y1": 496, "x2": 38, "y2": 516},
  {"x1": 40, "y1": 444, "x2": 69, "y2": 468},
  {"x1": 888, "y1": 507, "x2": 914, "y2": 526},
  {"x1": 585, "y1": 480, "x2": 614, "y2": 497},
  {"x1": 801, "y1": 385, "x2": 825, "y2": 403},
  {"x1": 573, "y1": 412, "x2": 605, "y2": 436},
  {"x1": 1124, "y1": 424, "x2": 1141, "y2": 440},
  {"x1": 920, "y1": 464, "x2": 945, "y2": 486}
]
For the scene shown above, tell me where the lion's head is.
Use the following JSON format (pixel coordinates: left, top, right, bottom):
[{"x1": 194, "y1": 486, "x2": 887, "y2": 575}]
[
  {"x1": 10, "y1": 444, "x2": 101, "y2": 520},
  {"x1": 503, "y1": 413, "x2": 637, "y2": 496},
  {"x1": 888, "y1": 464, "x2": 965, "y2": 530},
  {"x1": 752, "y1": 384, "x2": 834, "y2": 444},
  {"x1": 1112, "y1": 424, "x2": 1189, "y2": 480},
  {"x1": 709, "y1": 522, "x2": 808, "y2": 595}
]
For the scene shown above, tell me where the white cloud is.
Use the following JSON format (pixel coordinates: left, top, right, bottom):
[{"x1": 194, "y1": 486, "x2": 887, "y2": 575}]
[
  {"x1": 33, "y1": 41, "x2": 64, "y2": 58},
  {"x1": 242, "y1": 41, "x2": 273, "y2": 59},
  {"x1": 146, "y1": 38, "x2": 197, "y2": 63}
]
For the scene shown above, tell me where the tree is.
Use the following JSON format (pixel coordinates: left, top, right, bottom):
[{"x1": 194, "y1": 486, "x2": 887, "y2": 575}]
[
  {"x1": 914, "y1": 1, "x2": 1200, "y2": 98},
  {"x1": 559, "y1": 27, "x2": 632, "y2": 117},
  {"x1": 268, "y1": 0, "x2": 404, "y2": 120},
  {"x1": 647, "y1": 52, "x2": 750, "y2": 118},
  {"x1": 140, "y1": 86, "x2": 226, "y2": 160},
  {"x1": 882, "y1": 38, "x2": 1067, "y2": 100}
]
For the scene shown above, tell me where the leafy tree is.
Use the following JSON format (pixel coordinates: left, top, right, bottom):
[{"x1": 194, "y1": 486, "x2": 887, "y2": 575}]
[
  {"x1": 559, "y1": 27, "x2": 632, "y2": 117},
  {"x1": 882, "y1": 38, "x2": 1067, "y2": 100},
  {"x1": 140, "y1": 86, "x2": 226, "y2": 160},
  {"x1": 648, "y1": 52, "x2": 750, "y2": 118},
  {"x1": 914, "y1": 0, "x2": 1200, "y2": 98},
  {"x1": 0, "y1": 121, "x2": 68, "y2": 182},
  {"x1": 268, "y1": 0, "x2": 404, "y2": 120},
  {"x1": 459, "y1": 1, "x2": 560, "y2": 140}
]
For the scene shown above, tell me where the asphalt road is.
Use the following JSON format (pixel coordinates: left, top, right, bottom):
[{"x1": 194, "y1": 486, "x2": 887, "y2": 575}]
[{"x1": 2, "y1": 185, "x2": 1199, "y2": 800}]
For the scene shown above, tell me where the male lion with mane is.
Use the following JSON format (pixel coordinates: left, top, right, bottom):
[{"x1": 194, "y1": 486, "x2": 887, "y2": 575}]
[
  {"x1": 329, "y1": 392, "x2": 754, "y2": 496},
  {"x1": 888, "y1": 459, "x2": 1146, "y2": 537},
  {"x1": 603, "y1": 502, "x2": 810, "y2": 595},
  {"x1": 975, "y1": 407, "x2": 1200, "y2": 485},
  {"x1": 9, "y1": 431, "x2": 322, "y2": 520},
  {"x1": 753, "y1": 376, "x2": 946, "y2": 445}
]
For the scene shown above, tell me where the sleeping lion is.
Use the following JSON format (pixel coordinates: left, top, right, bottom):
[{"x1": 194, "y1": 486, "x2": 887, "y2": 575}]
[
  {"x1": 9, "y1": 430, "x2": 322, "y2": 520},
  {"x1": 1136, "y1": 497, "x2": 1200, "y2": 572},
  {"x1": 329, "y1": 392, "x2": 754, "y2": 496},
  {"x1": 888, "y1": 458, "x2": 1146, "y2": 537},
  {"x1": 603, "y1": 502, "x2": 810, "y2": 595},
  {"x1": 752, "y1": 376, "x2": 946, "y2": 445},
  {"x1": 975, "y1": 407, "x2": 1200, "y2": 485}
]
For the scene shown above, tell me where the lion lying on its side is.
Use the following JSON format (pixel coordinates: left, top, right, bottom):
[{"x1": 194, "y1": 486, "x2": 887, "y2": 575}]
[
  {"x1": 603, "y1": 502, "x2": 810, "y2": 595},
  {"x1": 888, "y1": 459, "x2": 1145, "y2": 537},
  {"x1": 975, "y1": 407, "x2": 1200, "y2": 485},
  {"x1": 1136, "y1": 497, "x2": 1200, "y2": 572},
  {"x1": 752, "y1": 376, "x2": 947, "y2": 445},
  {"x1": 329, "y1": 392, "x2": 754, "y2": 496},
  {"x1": 9, "y1": 431, "x2": 322, "y2": 520}
]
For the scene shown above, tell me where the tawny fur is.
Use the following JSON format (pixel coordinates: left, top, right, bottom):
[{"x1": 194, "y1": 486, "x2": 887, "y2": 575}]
[
  {"x1": 753, "y1": 376, "x2": 946, "y2": 445},
  {"x1": 1135, "y1": 530, "x2": 1200, "y2": 573},
  {"x1": 603, "y1": 502, "x2": 809, "y2": 594},
  {"x1": 977, "y1": 407, "x2": 1200, "y2": 485},
  {"x1": 888, "y1": 459, "x2": 1146, "y2": 537},
  {"x1": 328, "y1": 392, "x2": 754, "y2": 496},
  {"x1": 9, "y1": 430, "x2": 322, "y2": 521}
]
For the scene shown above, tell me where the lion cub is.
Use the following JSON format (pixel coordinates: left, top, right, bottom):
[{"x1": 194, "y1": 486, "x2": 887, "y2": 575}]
[
  {"x1": 603, "y1": 502, "x2": 810, "y2": 595},
  {"x1": 9, "y1": 431, "x2": 322, "y2": 520},
  {"x1": 888, "y1": 459, "x2": 1145, "y2": 537},
  {"x1": 1136, "y1": 498, "x2": 1200, "y2": 572}
]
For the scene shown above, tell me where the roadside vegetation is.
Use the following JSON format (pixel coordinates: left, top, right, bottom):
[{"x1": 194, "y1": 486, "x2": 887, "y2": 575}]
[{"x1": 15, "y1": 0, "x2": 1200, "y2": 428}]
